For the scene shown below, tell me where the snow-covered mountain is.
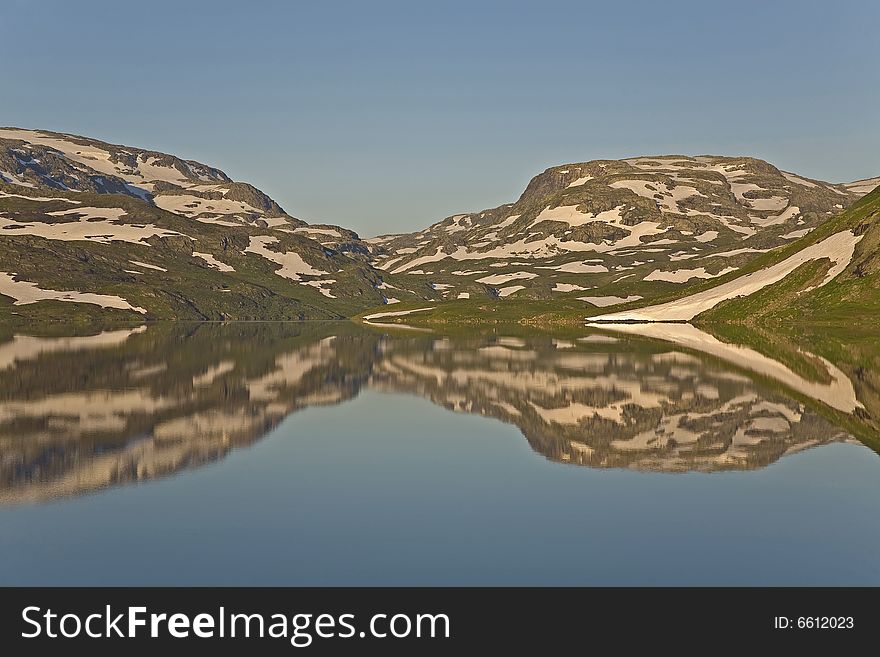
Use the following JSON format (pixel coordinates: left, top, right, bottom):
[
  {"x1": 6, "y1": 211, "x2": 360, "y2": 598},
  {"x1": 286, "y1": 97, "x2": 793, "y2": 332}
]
[
  {"x1": 368, "y1": 156, "x2": 875, "y2": 308},
  {"x1": 1, "y1": 128, "x2": 876, "y2": 320},
  {"x1": 0, "y1": 128, "x2": 422, "y2": 319}
]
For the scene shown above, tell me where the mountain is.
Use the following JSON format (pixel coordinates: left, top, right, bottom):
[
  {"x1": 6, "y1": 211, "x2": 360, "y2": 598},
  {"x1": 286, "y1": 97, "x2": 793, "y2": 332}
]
[
  {"x1": 2, "y1": 129, "x2": 876, "y2": 321},
  {"x1": 368, "y1": 156, "x2": 874, "y2": 308},
  {"x1": 0, "y1": 128, "x2": 426, "y2": 320},
  {"x1": 587, "y1": 184, "x2": 880, "y2": 322}
]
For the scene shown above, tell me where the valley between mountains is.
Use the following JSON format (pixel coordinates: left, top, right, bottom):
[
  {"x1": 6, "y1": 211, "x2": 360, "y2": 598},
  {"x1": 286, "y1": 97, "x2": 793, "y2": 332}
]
[{"x1": 0, "y1": 127, "x2": 877, "y2": 324}]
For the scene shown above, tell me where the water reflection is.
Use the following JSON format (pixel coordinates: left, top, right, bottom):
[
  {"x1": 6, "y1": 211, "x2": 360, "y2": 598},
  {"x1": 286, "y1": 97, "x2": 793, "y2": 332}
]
[{"x1": 0, "y1": 321, "x2": 876, "y2": 504}]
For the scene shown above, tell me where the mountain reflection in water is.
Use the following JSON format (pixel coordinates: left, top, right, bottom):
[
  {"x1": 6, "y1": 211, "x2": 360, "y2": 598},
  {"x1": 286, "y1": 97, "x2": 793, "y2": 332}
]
[{"x1": 0, "y1": 321, "x2": 876, "y2": 505}]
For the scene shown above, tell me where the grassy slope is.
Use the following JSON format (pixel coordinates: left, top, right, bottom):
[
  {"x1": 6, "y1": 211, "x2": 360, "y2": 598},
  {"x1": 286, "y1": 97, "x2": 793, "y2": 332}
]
[{"x1": 699, "y1": 186, "x2": 880, "y2": 324}]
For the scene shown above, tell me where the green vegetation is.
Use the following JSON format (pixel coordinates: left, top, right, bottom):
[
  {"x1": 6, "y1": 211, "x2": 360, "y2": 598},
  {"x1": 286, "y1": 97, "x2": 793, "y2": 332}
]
[{"x1": 696, "y1": 186, "x2": 880, "y2": 324}]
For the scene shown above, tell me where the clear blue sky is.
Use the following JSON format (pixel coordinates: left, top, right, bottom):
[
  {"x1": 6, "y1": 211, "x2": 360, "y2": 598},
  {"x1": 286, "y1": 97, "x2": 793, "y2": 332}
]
[{"x1": 3, "y1": 0, "x2": 878, "y2": 236}]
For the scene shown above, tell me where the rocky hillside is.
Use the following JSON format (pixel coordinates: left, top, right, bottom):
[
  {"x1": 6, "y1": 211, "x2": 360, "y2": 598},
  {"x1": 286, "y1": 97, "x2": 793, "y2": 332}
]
[
  {"x1": 0, "y1": 128, "x2": 426, "y2": 320},
  {"x1": 588, "y1": 184, "x2": 880, "y2": 323},
  {"x1": 369, "y1": 156, "x2": 874, "y2": 309},
  {"x1": 2, "y1": 130, "x2": 875, "y2": 321}
]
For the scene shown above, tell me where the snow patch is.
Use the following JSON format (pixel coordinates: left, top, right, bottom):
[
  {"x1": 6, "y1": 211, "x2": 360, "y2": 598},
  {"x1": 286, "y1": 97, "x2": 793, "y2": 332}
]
[
  {"x1": 566, "y1": 176, "x2": 594, "y2": 187},
  {"x1": 129, "y1": 260, "x2": 167, "y2": 272},
  {"x1": 497, "y1": 285, "x2": 525, "y2": 297},
  {"x1": 363, "y1": 306, "x2": 434, "y2": 320},
  {"x1": 192, "y1": 252, "x2": 235, "y2": 272},
  {"x1": 643, "y1": 266, "x2": 736, "y2": 283},
  {"x1": 578, "y1": 295, "x2": 643, "y2": 307},
  {"x1": 0, "y1": 272, "x2": 146, "y2": 313},
  {"x1": 0, "y1": 208, "x2": 180, "y2": 245},
  {"x1": 843, "y1": 177, "x2": 880, "y2": 196},
  {"x1": 552, "y1": 283, "x2": 592, "y2": 292},
  {"x1": 476, "y1": 271, "x2": 538, "y2": 285},
  {"x1": 590, "y1": 230, "x2": 862, "y2": 321},
  {"x1": 550, "y1": 260, "x2": 610, "y2": 274},
  {"x1": 244, "y1": 236, "x2": 327, "y2": 280},
  {"x1": 300, "y1": 279, "x2": 337, "y2": 298}
]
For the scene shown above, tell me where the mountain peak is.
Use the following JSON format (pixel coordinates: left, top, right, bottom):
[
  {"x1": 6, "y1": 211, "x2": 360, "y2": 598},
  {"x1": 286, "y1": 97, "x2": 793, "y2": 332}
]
[
  {"x1": 0, "y1": 128, "x2": 429, "y2": 320},
  {"x1": 369, "y1": 154, "x2": 871, "y2": 304}
]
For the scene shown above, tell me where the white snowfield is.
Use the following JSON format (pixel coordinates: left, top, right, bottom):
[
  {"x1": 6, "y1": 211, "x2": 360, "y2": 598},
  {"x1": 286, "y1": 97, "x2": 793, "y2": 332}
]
[
  {"x1": 362, "y1": 306, "x2": 435, "y2": 320},
  {"x1": 195, "y1": 216, "x2": 241, "y2": 227},
  {"x1": 843, "y1": 176, "x2": 880, "y2": 195},
  {"x1": 0, "y1": 206, "x2": 180, "y2": 245},
  {"x1": 293, "y1": 227, "x2": 343, "y2": 238},
  {"x1": 695, "y1": 230, "x2": 719, "y2": 242},
  {"x1": 566, "y1": 175, "x2": 593, "y2": 187},
  {"x1": 533, "y1": 204, "x2": 621, "y2": 227},
  {"x1": 244, "y1": 236, "x2": 327, "y2": 280},
  {"x1": 0, "y1": 272, "x2": 146, "y2": 313},
  {"x1": 643, "y1": 266, "x2": 737, "y2": 283},
  {"x1": 497, "y1": 285, "x2": 525, "y2": 297},
  {"x1": 586, "y1": 323, "x2": 862, "y2": 413},
  {"x1": 752, "y1": 204, "x2": 800, "y2": 227},
  {"x1": 781, "y1": 228, "x2": 812, "y2": 240},
  {"x1": 387, "y1": 218, "x2": 670, "y2": 268},
  {"x1": 589, "y1": 230, "x2": 862, "y2": 321},
  {"x1": 0, "y1": 171, "x2": 37, "y2": 188},
  {"x1": 578, "y1": 295, "x2": 643, "y2": 307},
  {"x1": 552, "y1": 282, "x2": 591, "y2": 292},
  {"x1": 609, "y1": 179, "x2": 704, "y2": 214},
  {"x1": 192, "y1": 252, "x2": 235, "y2": 272},
  {"x1": 0, "y1": 191, "x2": 80, "y2": 203},
  {"x1": 550, "y1": 260, "x2": 610, "y2": 273},
  {"x1": 300, "y1": 279, "x2": 337, "y2": 298},
  {"x1": 781, "y1": 172, "x2": 818, "y2": 188},
  {"x1": 154, "y1": 193, "x2": 266, "y2": 218},
  {"x1": 476, "y1": 271, "x2": 538, "y2": 285},
  {"x1": 747, "y1": 195, "x2": 788, "y2": 212},
  {"x1": 494, "y1": 214, "x2": 521, "y2": 229},
  {"x1": 129, "y1": 260, "x2": 166, "y2": 272},
  {"x1": 710, "y1": 247, "x2": 775, "y2": 259},
  {"x1": 0, "y1": 128, "x2": 215, "y2": 191}
]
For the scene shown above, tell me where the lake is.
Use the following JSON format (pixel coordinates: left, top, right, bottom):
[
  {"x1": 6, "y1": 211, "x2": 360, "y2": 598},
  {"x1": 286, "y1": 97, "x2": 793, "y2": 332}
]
[{"x1": 0, "y1": 321, "x2": 878, "y2": 585}]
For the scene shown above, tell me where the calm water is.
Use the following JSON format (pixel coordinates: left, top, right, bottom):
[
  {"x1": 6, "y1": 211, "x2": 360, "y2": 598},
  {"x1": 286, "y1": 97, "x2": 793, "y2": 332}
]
[{"x1": 0, "y1": 321, "x2": 878, "y2": 585}]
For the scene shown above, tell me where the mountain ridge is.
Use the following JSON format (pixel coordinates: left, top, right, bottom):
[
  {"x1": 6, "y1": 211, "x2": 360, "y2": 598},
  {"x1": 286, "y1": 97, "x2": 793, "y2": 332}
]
[
  {"x1": 366, "y1": 154, "x2": 874, "y2": 308},
  {"x1": 0, "y1": 127, "x2": 429, "y2": 320},
  {"x1": 0, "y1": 127, "x2": 877, "y2": 321}
]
